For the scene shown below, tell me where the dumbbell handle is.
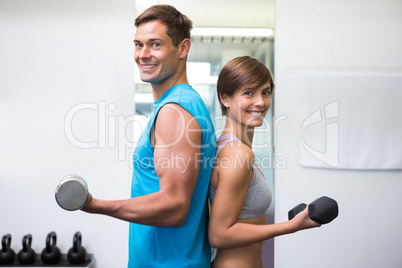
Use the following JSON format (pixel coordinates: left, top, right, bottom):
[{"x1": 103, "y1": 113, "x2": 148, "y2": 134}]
[
  {"x1": 288, "y1": 203, "x2": 307, "y2": 220},
  {"x1": 288, "y1": 196, "x2": 339, "y2": 224}
]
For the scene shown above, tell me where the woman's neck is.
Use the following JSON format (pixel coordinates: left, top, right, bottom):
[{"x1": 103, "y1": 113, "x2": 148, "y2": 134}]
[{"x1": 221, "y1": 117, "x2": 254, "y2": 148}]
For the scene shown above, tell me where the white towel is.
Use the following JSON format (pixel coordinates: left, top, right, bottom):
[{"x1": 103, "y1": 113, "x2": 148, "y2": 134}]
[{"x1": 293, "y1": 71, "x2": 402, "y2": 170}]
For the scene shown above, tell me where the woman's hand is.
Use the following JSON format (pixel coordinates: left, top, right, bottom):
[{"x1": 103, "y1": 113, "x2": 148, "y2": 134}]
[{"x1": 290, "y1": 205, "x2": 321, "y2": 232}]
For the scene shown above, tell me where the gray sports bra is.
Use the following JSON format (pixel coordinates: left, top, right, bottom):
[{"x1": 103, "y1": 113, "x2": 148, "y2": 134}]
[{"x1": 208, "y1": 135, "x2": 272, "y2": 220}]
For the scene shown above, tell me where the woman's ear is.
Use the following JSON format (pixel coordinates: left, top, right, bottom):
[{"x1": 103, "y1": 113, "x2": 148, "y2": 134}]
[
  {"x1": 220, "y1": 94, "x2": 230, "y2": 108},
  {"x1": 179, "y1": 38, "x2": 191, "y2": 59}
]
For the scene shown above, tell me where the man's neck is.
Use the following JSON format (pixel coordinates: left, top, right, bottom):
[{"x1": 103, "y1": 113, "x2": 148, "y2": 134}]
[{"x1": 151, "y1": 71, "x2": 189, "y2": 101}]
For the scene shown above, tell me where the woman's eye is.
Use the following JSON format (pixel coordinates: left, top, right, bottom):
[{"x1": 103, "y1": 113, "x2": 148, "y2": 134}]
[{"x1": 244, "y1": 91, "x2": 252, "y2": 96}]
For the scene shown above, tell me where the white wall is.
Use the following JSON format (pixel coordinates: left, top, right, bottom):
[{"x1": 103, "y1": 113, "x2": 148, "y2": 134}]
[
  {"x1": 274, "y1": 0, "x2": 402, "y2": 267},
  {"x1": 0, "y1": 1, "x2": 135, "y2": 267}
]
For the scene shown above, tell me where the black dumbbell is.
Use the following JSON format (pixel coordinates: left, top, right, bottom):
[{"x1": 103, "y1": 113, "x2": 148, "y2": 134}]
[{"x1": 288, "y1": 196, "x2": 339, "y2": 224}]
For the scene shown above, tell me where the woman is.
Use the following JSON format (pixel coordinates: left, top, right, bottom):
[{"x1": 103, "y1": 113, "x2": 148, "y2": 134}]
[{"x1": 208, "y1": 56, "x2": 320, "y2": 267}]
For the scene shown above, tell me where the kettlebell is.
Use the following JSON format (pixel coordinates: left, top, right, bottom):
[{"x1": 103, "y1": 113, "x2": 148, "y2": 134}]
[
  {"x1": 41, "y1": 231, "x2": 61, "y2": 264},
  {"x1": 17, "y1": 234, "x2": 36, "y2": 264},
  {"x1": 0, "y1": 234, "x2": 15, "y2": 264},
  {"x1": 67, "y1": 232, "x2": 87, "y2": 264}
]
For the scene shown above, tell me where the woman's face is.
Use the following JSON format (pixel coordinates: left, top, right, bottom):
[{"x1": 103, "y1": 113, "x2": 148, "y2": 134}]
[{"x1": 222, "y1": 81, "x2": 272, "y2": 128}]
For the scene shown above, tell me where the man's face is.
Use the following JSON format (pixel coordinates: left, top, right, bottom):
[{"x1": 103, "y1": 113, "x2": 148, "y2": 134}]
[{"x1": 134, "y1": 20, "x2": 182, "y2": 86}]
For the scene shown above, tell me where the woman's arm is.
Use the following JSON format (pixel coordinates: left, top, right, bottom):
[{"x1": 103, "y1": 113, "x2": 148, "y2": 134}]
[{"x1": 209, "y1": 144, "x2": 320, "y2": 249}]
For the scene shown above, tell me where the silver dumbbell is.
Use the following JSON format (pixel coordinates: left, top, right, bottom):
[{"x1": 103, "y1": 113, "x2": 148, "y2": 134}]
[{"x1": 55, "y1": 175, "x2": 88, "y2": 211}]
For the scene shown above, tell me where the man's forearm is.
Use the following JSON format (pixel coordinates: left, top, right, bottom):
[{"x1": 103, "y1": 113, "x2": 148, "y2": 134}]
[{"x1": 82, "y1": 191, "x2": 188, "y2": 226}]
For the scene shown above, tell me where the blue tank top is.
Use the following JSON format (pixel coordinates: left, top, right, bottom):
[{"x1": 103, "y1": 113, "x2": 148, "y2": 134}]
[
  {"x1": 208, "y1": 135, "x2": 272, "y2": 220},
  {"x1": 128, "y1": 84, "x2": 216, "y2": 268}
]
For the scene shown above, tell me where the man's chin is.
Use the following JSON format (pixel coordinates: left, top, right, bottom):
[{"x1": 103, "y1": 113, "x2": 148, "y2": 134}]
[{"x1": 139, "y1": 75, "x2": 153, "y2": 83}]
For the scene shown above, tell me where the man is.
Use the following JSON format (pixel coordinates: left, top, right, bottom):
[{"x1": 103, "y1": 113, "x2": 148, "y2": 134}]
[{"x1": 82, "y1": 5, "x2": 216, "y2": 268}]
